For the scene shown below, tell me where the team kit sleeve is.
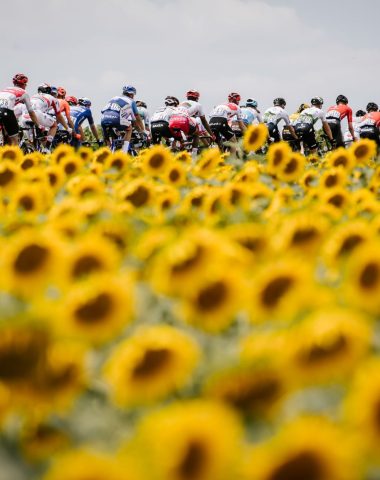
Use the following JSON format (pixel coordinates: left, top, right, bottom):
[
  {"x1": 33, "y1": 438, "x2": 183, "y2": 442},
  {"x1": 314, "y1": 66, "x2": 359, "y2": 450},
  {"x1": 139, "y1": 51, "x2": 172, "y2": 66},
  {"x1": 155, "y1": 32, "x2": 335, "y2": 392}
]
[
  {"x1": 282, "y1": 111, "x2": 290, "y2": 125},
  {"x1": 23, "y1": 93, "x2": 33, "y2": 112}
]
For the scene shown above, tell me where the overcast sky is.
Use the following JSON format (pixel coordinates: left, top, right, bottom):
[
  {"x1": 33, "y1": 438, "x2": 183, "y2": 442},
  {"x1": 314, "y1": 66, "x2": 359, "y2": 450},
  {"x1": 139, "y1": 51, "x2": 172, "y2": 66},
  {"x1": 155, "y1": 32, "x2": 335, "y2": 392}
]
[{"x1": 2, "y1": 0, "x2": 379, "y2": 121}]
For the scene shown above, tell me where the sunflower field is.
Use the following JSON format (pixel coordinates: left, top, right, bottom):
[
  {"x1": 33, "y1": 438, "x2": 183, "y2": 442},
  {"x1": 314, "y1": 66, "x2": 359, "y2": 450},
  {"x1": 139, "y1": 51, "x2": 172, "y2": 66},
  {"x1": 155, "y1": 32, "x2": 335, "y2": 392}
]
[{"x1": 0, "y1": 126, "x2": 380, "y2": 480}]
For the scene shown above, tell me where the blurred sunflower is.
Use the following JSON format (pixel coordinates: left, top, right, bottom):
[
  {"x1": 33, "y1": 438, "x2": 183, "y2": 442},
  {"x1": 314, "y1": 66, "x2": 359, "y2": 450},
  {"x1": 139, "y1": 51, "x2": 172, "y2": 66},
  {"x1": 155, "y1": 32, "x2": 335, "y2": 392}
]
[
  {"x1": 266, "y1": 141, "x2": 292, "y2": 175},
  {"x1": 224, "y1": 222, "x2": 269, "y2": 259},
  {"x1": 349, "y1": 138, "x2": 377, "y2": 164},
  {"x1": 320, "y1": 167, "x2": 347, "y2": 189},
  {"x1": 45, "y1": 165, "x2": 65, "y2": 190},
  {"x1": 193, "y1": 149, "x2": 224, "y2": 178},
  {"x1": 175, "y1": 150, "x2": 192, "y2": 164},
  {"x1": 118, "y1": 178, "x2": 154, "y2": 209},
  {"x1": 19, "y1": 153, "x2": 41, "y2": 171},
  {"x1": 0, "y1": 159, "x2": 20, "y2": 193},
  {"x1": 276, "y1": 152, "x2": 305, "y2": 182},
  {"x1": 21, "y1": 421, "x2": 71, "y2": 463},
  {"x1": 105, "y1": 150, "x2": 130, "y2": 172},
  {"x1": 142, "y1": 145, "x2": 173, "y2": 176},
  {"x1": 165, "y1": 162, "x2": 187, "y2": 187},
  {"x1": 50, "y1": 144, "x2": 74, "y2": 164},
  {"x1": 243, "y1": 124, "x2": 268, "y2": 152},
  {"x1": 134, "y1": 400, "x2": 243, "y2": 480},
  {"x1": 242, "y1": 416, "x2": 359, "y2": 480},
  {"x1": 60, "y1": 155, "x2": 84, "y2": 177},
  {"x1": 104, "y1": 325, "x2": 200, "y2": 407},
  {"x1": 93, "y1": 146, "x2": 112, "y2": 165},
  {"x1": 0, "y1": 145, "x2": 23, "y2": 162},
  {"x1": 8, "y1": 182, "x2": 50, "y2": 215},
  {"x1": 326, "y1": 147, "x2": 355, "y2": 171},
  {"x1": 57, "y1": 274, "x2": 134, "y2": 344},
  {"x1": 66, "y1": 174, "x2": 104, "y2": 198}
]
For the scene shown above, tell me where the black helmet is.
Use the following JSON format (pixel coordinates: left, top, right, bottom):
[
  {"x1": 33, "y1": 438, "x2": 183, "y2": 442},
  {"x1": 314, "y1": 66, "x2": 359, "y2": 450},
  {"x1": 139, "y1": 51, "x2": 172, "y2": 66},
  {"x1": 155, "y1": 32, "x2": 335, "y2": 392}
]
[
  {"x1": 366, "y1": 102, "x2": 378, "y2": 112},
  {"x1": 336, "y1": 95, "x2": 348, "y2": 104},
  {"x1": 273, "y1": 97, "x2": 286, "y2": 107},
  {"x1": 136, "y1": 101, "x2": 147, "y2": 108},
  {"x1": 311, "y1": 96, "x2": 324, "y2": 106},
  {"x1": 297, "y1": 103, "x2": 310, "y2": 113},
  {"x1": 355, "y1": 110, "x2": 366, "y2": 117},
  {"x1": 38, "y1": 83, "x2": 51, "y2": 95},
  {"x1": 165, "y1": 96, "x2": 179, "y2": 107}
]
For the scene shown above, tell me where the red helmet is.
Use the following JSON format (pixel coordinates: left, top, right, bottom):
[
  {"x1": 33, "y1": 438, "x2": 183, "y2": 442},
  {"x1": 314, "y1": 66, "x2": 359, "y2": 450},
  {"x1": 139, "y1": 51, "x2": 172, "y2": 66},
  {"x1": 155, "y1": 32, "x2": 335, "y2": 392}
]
[
  {"x1": 13, "y1": 73, "x2": 28, "y2": 88},
  {"x1": 66, "y1": 95, "x2": 78, "y2": 106},
  {"x1": 186, "y1": 90, "x2": 200, "y2": 101},
  {"x1": 228, "y1": 92, "x2": 241, "y2": 104},
  {"x1": 57, "y1": 87, "x2": 66, "y2": 97}
]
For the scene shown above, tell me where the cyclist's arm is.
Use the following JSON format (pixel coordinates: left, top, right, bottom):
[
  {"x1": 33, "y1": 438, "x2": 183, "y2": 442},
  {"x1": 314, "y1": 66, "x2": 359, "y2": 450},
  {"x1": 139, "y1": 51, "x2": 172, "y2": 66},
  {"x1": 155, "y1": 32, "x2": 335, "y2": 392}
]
[
  {"x1": 64, "y1": 104, "x2": 75, "y2": 129},
  {"x1": 322, "y1": 121, "x2": 334, "y2": 141},
  {"x1": 24, "y1": 95, "x2": 39, "y2": 127},
  {"x1": 56, "y1": 112, "x2": 69, "y2": 130},
  {"x1": 90, "y1": 123, "x2": 100, "y2": 141},
  {"x1": 200, "y1": 115, "x2": 213, "y2": 136},
  {"x1": 348, "y1": 121, "x2": 356, "y2": 141},
  {"x1": 133, "y1": 113, "x2": 145, "y2": 132},
  {"x1": 238, "y1": 120, "x2": 247, "y2": 132}
]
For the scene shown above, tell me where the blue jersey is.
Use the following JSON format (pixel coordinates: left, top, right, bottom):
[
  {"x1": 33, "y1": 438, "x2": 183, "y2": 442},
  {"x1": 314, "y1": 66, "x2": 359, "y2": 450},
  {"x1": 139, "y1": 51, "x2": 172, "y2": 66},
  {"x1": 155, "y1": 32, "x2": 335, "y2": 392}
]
[
  {"x1": 101, "y1": 96, "x2": 138, "y2": 127},
  {"x1": 241, "y1": 107, "x2": 261, "y2": 126},
  {"x1": 70, "y1": 105, "x2": 94, "y2": 133}
]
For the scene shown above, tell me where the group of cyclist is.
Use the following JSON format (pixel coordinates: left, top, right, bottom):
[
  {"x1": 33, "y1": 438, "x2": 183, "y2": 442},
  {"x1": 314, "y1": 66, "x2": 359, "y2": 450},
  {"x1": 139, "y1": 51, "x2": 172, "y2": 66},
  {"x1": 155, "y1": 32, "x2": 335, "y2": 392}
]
[{"x1": 1, "y1": 73, "x2": 380, "y2": 156}]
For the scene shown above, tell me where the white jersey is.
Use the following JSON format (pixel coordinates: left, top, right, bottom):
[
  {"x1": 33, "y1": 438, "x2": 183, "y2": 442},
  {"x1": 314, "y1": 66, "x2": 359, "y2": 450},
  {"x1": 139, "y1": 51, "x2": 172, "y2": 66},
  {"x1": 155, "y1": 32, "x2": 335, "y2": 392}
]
[
  {"x1": 294, "y1": 106, "x2": 326, "y2": 126},
  {"x1": 263, "y1": 106, "x2": 290, "y2": 126},
  {"x1": 0, "y1": 86, "x2": 32, "y2": 111},
  {"x1": 179, "y1": 100, "x2": 205, "y2": 118},
  {"x1": 30, "y1": 93, "x2": 60, "y2": 115},
  {"x1": 150, "y1": 106, "x2": 177, "y2": 123},
  {"x1": 210, "y1": 103, "x2": 243, "y2": 121}
]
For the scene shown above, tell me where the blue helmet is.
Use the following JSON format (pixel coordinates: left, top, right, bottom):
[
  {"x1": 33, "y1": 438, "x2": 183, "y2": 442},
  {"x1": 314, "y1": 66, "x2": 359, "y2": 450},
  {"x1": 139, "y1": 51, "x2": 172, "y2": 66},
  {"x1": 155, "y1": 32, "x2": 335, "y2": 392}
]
[
  {"x1": 246, "y1": 98, "x2": 258, "y2": 108},
  {"x1": 51, "y1": 86, "x2": 58, "y2": 97},
  {"x1": 123, "y1": 85, "x2": 137, "y2": 96},
  {"x1": 78, "y1": 97, "x2": 91, "y2": 107}
]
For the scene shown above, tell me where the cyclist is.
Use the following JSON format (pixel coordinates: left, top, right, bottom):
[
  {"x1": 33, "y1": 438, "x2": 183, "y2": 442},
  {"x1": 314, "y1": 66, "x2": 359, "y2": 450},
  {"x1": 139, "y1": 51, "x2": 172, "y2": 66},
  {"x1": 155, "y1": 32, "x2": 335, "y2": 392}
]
[
  {"x1": 230, "y1": 98, "x2": 262, "y2": 138},
  {"x1": 136, "y1": 101, "x2": 150, "y2": 131},
  {"x1": 209, "y1": 92, "x2": 246, "y2": 154},
  {"x1": 101, "y1": 85, "x2": 144, "y2": 152},
  {"x1": 179, "y1": 90, "x2": 214, "y2": 140},
  {"x1": 282, "y1": 103, "x2": 309, "y2": 150},
  {"x1": 358, "y1": 103, "x2": 380, "y2": 146},
  {"x1": 344, "y1": 110, "x2": 366, "y2": 146},
  {"x1": 326, "y1": 95, "x2": 356, "y2": 147},
  {"x1": 263, "y1": 98, "x2": 297, "y2": 143},
  {"x1": 19, "y1": 83, "x2": 70, "y2": 151},
  {"x1": 150, "y1": 96, "x2": 179, "y2": 145},
  {"x1": 0, "y1": 74, "x2": 39, "y2": 146},
  {"x1": 71, "y1": 97, "x2": 102, "y2": 148},
  {"x1": 293, "y1": 97, "x2": 334, "y2": 154},
  {"x1": 57, "y1": 87, "x2": 75, "y2": 130}
]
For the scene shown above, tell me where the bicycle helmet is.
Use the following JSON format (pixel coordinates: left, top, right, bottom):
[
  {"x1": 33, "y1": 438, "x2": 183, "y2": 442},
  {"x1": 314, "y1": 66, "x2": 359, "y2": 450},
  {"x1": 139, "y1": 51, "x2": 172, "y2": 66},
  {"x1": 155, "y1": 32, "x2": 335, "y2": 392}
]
[
  {"x1": 165, "y1": 96, "x2": 179, "y2": 107},
  {"x1": 311, "y1": 96, "x2": 324, "y2": 106},
  {"x1": 297, "y1": 103, "x2": 310, "y2": 113},
  {"x1": 66, "y1": 96, "x2": 78, "y2": 106},
  {"x1": 273, "y1": 97, "x2": 286, "y2": 107},
  {"x1": 355, "y1": 109, "x2": 366, "y2": 117},
  {"x1": 57, "y1": 87, "x2": 66, "y2": 97},
  {"x1": 336, "y1": 94, "x2": 348, "y2": 104},
  {"x1": 246, "y1": 98, "x2": 258, "y2": 108},
  {"x1": 37, "y1": 83, "x2": 52, "y2": 95},
  {"x1": 228, "y1": 92, "x2": 241, "y2": 104},
  {"x1": 366, "y1": 102, "x2": 378, "y2": 112},
  {"x1": 136, "y1": 101, "x2": 147, "y2": 108},
  {"x1": 78, "y1": 97, "x2": 91, "y2": 107},
  {"x1": 13, "y1": 73, "x2": 28, "y2": 88},
  {"x1": 186, "y1": 90, "x2": 200, "y2": 101},
  {"x1": 122, "y1": 85, "x2": 137, "y2": 96},
  {"x1": 51, "y1": 86, "x2": 58, "y2": 97}
]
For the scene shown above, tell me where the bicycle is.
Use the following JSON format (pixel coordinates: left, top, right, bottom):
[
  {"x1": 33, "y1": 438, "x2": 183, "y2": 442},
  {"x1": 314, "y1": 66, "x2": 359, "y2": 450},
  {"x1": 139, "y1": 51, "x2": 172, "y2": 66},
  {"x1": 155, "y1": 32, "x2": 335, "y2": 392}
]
[{"x1": 19, "y1": 123, "x2": 47, "y2": 154}]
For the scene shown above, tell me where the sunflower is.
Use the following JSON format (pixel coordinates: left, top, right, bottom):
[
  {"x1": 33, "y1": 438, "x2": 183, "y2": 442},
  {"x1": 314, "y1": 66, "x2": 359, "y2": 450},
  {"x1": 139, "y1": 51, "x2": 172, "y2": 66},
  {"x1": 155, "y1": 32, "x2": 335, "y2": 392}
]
[
  {"x1": 21, "y1": 421, "x2": 71, "y2": 463},
  {"x1": 222, "y1": 182, "x2": 252, "y2": 211},
  {"x1": 43, "y1": 448, "x2": 133, "y2": 480},
  {"x1": 0, "y1": 159, "x2": 20, "y2": 192},
  {"x1": 90, "y1": 218, "x2": 130, "y2": 253},
  {"x1": 326, "y1": 147, "x2": 356, "y2": 171},
  {"x1": 50, "y1": 144, "x2": 75, "y2": 164},
  {"x1": 118, "y1": 178, "x2": 154, "y2": 209},
  {"x1": 345, "y1": 358, "x2": 380, "y2": 459},
  {"x1": 8, "y1": 182, "x2": 50, "y2": 215},
  {"x1": 19, "y1": 153, "x2": 41, "y2": 170},
  {"x1": 165, "y1": 162, "x2": 187, "y2": 187},
  {"x1": 193, "y1": 149, "x2": 224, "y2": 178},
  {"x1": 203, "y1": 362, "x2": 288, "y2": 418},
  {"x1": 180, "y1": 186, "x2": 210, "y2": 212},
  {"x1": 286, "y1": 308, "x2": 372, "y2": 385},
  {"x1": 266, "y1": 141, "x2": 292, "y2": 175},
  {"x1": 103, "y1": 325, "x2": 200, "y2": 407},
  {"x1": 77, "y1": 146, "x2": 93, "y2": 163},
  {"x1": 179, "y1": 268, "x2": 245, "y2": 332},
  {"x1": 243, "y1": 124, "x2": 268, "y2": 152},
  {"x1": 134, "y1": 400, "x2": 243, "y2": 480},
  {"x1": 105, "y1": 150, "x2": 131, "y2": 172},
  {"x1": 66, "y1": 174, "x2": 104, "y2": 198},
  {"x1": 248, "y1": 257, "x2": 313, "y2": 323},
  {"x1": 242, "y1": 417, "x2": 358, "y2": 480},
  {"x1": 300, "y1": 168, "x2": 319, "y2": 190},
  {"x1": 57, "y1": 273, "x2": 134, "y2": 344},
  {"x1": 344, "y1": 241, "x2": 380, "y2": 314},
  {"x1": 2, "y1": 229, "x2": 64, "y2": 295},
  {"x1": 60, "y1": 155, "x2": 84, "y2": 177},
  {"x1": 350, "y1": 138, "x2": 377, "y2": 164},
  {"x1": 321, "y1": 186, "x2": 350, "y2": 212},
  {"x1": 93, "y1": 146, "x2": 112, "y2": 165},
  {"x1": 320, "y1": 167, "x2": 347, "y2": 189},
  {"x1": 234, "y1": 162, "x2": 260, "y2": 183},
  {"x1": 276, "y1": 152, "x2": 305, "y2": 182},
  {"x1": 0, "y1": 145, "x2": 23, "y2": 162},
  {"x1": 175, "y1": 150, "x2": 192, "y2": 164},
  {"x1": 224, "y1": 222, "x2": 269, "y2": 259},
  {"x1": 142, "y1": 145, "x2": 173, "y2": 176},
  {"x1": 155, "y1": 187, "x2": 180, "y2": 215},
  {"x1": 45, "y1": 164, "x2": 65, "y2": 190}
]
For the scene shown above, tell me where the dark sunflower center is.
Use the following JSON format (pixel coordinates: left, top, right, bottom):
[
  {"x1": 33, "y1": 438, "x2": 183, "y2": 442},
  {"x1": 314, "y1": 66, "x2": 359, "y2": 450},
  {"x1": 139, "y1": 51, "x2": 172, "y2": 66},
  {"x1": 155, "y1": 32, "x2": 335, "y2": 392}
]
[
  {"x1": 177, "y1": 441, "x2": 207, "y2": 480},
  {"x1": 337, "y1": 234, "x2": 363, "y2": 256},
  {"x1": 19, "y1": 195, "x2": 35, "y2": 211},
  {"x1": 273, "y1": 150, "x2": 283, "y2": 166},
  {"x1": 239, "y1": 237, "x2": 264, "y2": 252},
  {"x1": 149, "y1": 153, "x2": 165, "y2": 168},
  {"x1": 328, "y1": 194, "x2": 344, "y2": 208},
  {"x1": 111, "y1": 159, "x2": 123, "y2": 169},
  {"x1": 64, "y1": 162, "x2": 77, "y2": 175},
  {"x1": 359, "y1": 262, "x2": 380, "y2": 289},
  {"x1": 372, "y1": 398, "x2": 380, "y2": 434},
  {"x1": 191, "y1": 196, "x2": 203, "y2": 207},
  {"x1": 354, "y1": 145, "x2": 369, "y2": 159},
  {"x1": 224, "y1": 376, "x2": 281, "y2": 411},
  {"x1": 297, "y1": 334, "x2": 348, "y2": 365},
  {"x1": 74, "y1": 293, "x2": 113, "y2": 324},
  {"x1": 261, "y1": 275, "x2": 294, "y2": 308},
  {"x1": 196, "y1": 281, "x2": 228, "y2": 312},
  {"x1": 284, "y1": 158, "x2": 298, "y2": 174},
  {"x1": 96, "y1": 152, "x2": 109, "y2": 164},
  {"x1": 55, "y1": 152, "x2": 67, "y2": 163},
  {"x1": 333, "y1": 156, "x2": 347, "y2": 167},
  {"x1": 269, "y1": 451, "x2": 324, "y2": 480},
  {"x1": 171, "y1": 246, "x2": 203, "y2": 275},
  {"x1": 169, "y1": 169, "x2": 180, "y2": 182},
  {"x1": 325, "y1": 174, "x2": 338, "y2": 187},
  {"x1": 0, "y1": 169, "x2": 15, "y2": 186},
  {"x1": 291, "y1": 227, "x2": 318, "y2": 245},
  {"x1": 48, "y1": 172, "x2": 58, "y2": 186},
  {"x1": 21, "y1": 158, "x2": 34, "y2": 170},
  {"x1": 248, "y1": 130, "x2": 259, "y2": 144},
  {"x1": 72, "y1": 255, "x2": 103, "y2": 279},
  {"x1": 125, "y1": 186, "x2": 149, "y2": 207},
  {"x1": 132, "y1": 348, "x2": 172, "y2": 379},
  {"x1": 14, "y1": 244, "x2": 49, "y2": 274}
]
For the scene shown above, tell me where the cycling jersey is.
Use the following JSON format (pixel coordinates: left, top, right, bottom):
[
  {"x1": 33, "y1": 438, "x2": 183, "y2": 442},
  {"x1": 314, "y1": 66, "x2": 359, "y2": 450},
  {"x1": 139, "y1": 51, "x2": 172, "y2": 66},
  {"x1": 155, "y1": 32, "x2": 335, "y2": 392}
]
[
  {"x1": 326, "y1": 104, "x2": 353, "y2": 123},
  {"x1": 101, "y1": 96, "x2": 137, "y2": 128},
  {"x1": 359, "y1": 112, "x2": 380, "y2": 145},
  {"x1": 210, "y1": 103, "x2": 243, "y2": 121},
  {"x1": 137, "y1": 106, "x2": 150, "y2": 129},
  {"x1": 294, "y1": 106, "x2": 326, "y2": 126},
  {"x1": 359, "y1": 112, "x2": 380, "y2": 128},
  {"x1": 263, "y1": 106, "x2": 290, "y2": 126},
  {"x1": 240, "y1": 106, "x2": 262, "y2": 125},
  {"x1": 71, "y1": 105, "x2": 95, "y2": 133},
  {"x1": 151, "y1": 106, "x2": 177, "y2": 123},
  {"x1": 30, "y1": 93, "x2": 60, "y2": 115},
  {"x1": 0, "y1": 86, "x2": 32, "y2": 111},
  {"x1": 58, "y1": 98, "x2": 71, "y2": 119},
  {"x1": 179, "y1": 100, "x2": 205, "y2": 118}
]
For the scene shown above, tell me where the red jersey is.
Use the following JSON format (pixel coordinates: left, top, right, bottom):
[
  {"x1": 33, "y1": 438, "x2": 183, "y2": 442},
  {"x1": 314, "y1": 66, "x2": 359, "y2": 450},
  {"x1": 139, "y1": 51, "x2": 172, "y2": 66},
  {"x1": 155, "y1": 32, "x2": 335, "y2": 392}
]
[
  {"x1": 360, "y1": 112, "x2": 380, "y2": 128},
  {"x1": 327, "y1": 104, "x2": 353, "y2": 123}
]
